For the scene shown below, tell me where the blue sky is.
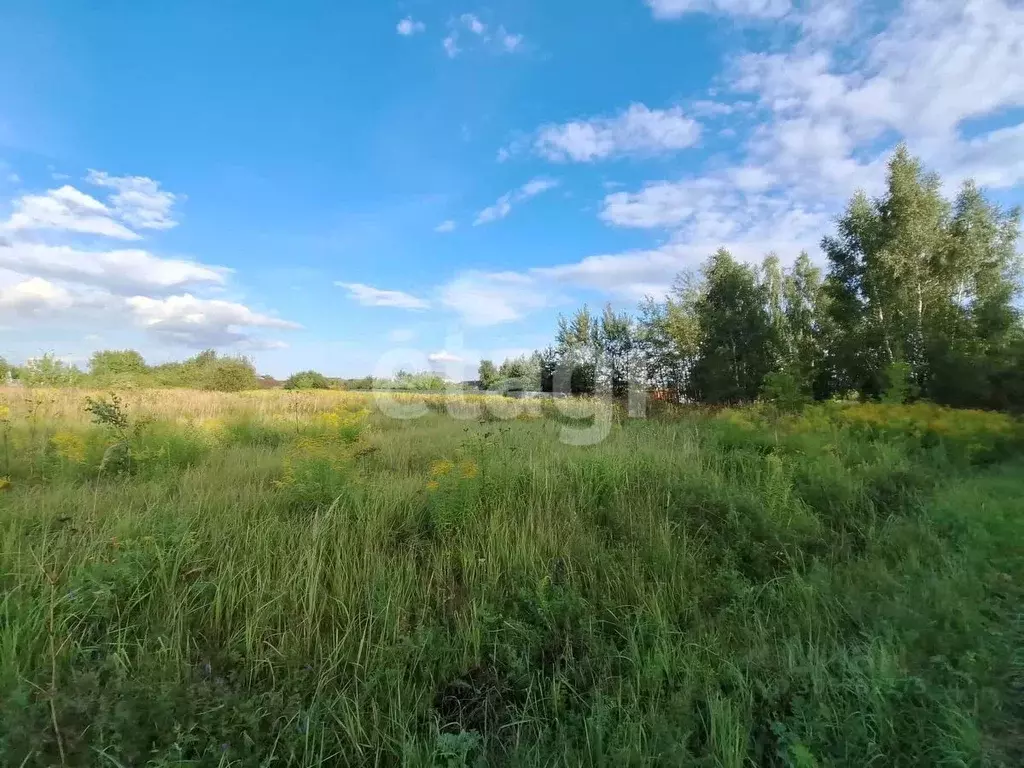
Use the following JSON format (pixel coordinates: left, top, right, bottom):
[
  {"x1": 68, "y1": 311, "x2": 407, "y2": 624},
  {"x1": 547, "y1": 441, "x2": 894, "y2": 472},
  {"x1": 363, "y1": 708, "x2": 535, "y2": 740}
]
[{"x1": 2, "y1": 0, "x2": 1023, "y2": 378}]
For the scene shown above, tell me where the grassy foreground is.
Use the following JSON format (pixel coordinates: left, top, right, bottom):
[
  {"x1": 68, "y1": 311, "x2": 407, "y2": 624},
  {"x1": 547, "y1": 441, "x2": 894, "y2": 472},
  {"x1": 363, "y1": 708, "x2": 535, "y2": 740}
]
[{"x1": 0, "y1": 389, "x2": 1022, "y2": 766}]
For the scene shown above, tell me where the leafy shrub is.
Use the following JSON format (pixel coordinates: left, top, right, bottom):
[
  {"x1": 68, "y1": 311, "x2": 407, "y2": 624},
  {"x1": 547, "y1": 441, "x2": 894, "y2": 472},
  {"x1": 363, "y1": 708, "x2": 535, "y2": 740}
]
[
  {"x1": 760, "y1": 370, "x2": 811, "y2": 413},
  {"x1": 18, "y1": 353, "x2": 85, "y2": 387},
  {"x1": 284, "y1": 370, "x2": 331, "y2": 390},
  {"x1": 882, "y1": 360, "x2": 919, "y2": 404},
  {"x1": 202, "y1": 358, "x2": 258, "y2": 392}
]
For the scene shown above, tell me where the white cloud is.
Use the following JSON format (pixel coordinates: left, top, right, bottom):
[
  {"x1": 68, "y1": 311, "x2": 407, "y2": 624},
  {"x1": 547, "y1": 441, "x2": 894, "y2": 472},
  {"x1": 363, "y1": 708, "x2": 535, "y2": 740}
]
[
  {"x1": 440, "y1": 270, "x2": 556, "y2": 325},
  {"x1": 519, "y1": 177, "x2": 560, "y2": 197},
  {"x1": 0, "y1": 174, "x2": 296, "y2": 352},
  {"x1": 336, "y1": 282, "x2": 430, "y2": 310},
  {"x1": 396, "y1": 17, "x2": 425, "y2": 36},
  {"x1": 0, "y1": 241, "x2": 227, "y2": 295},
  {"x1": 0, "y1": 276, "x2": 75, "y2": 314},
  {"x1": 588, "y1": 0, "x2": 1024, "y2": 298},
  {"x1": 428, "y1": 349, "x2": 463, "y2": 363},
  {"x1": 475, "y1": 197, "x2": 513, "y2": 225},
  {"x1": 0, "y1": 275, "x2": 298, "y2": 349},
  {"x1": 499, "y1": 27, "x2": 523, "y2": 52},
  {"x1": 533, "y1": 247, "x2": 695, "y2": 299},
  {"x1": 729, "y1": 0, "x2": 1024, "y2": 191},
  {"x1": 646, "y1": 0, "x2": 791, "y2": 20},
  {"x1": 461, "y1": 13, "x2": 487, "y2": 35},
  {"x1": 2, "y1": 185, "x2": 140, "y2": 240},
  {"x1": 948, "y1": 123, "x2": 1024, "y2": 188},
  {"x1": 127, "y1": 294, "x2": 300, "y2": 347},
  {"x1": 443, "y1": 14, "x2": 523, "y2": 57},
  {"x1": 435, "y1": 219, "x2": 457, "y2": 233},
  {"x1": 474, "y1": 177, "x2": 559, "y2": 226},
  {"x1": 86, "y1": 170, "x2": 179, "y2": 231},
  {"x1": 534, "y1": 104, "x2": 701, "y2": 162}
]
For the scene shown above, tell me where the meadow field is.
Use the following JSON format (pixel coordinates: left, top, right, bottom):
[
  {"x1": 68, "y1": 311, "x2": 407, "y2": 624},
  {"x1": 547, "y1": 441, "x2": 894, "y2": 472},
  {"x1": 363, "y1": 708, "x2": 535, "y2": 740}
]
[{"x1": 0, "y1": 388, "x2": 1022, "y2": 767}]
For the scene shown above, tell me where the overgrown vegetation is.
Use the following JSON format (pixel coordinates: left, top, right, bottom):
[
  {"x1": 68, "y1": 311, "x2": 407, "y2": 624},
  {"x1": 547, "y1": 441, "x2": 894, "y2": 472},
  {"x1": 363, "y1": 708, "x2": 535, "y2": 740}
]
[
  {"x1": 10, "y1": 148, "x2": 1021, "y2": 411},
  {"x1": 484, "y1": 147, "x2": 1024, "y2": 410},
  {"x1": 0, "y1": 388, "x2": 1022, "y2": 766}
]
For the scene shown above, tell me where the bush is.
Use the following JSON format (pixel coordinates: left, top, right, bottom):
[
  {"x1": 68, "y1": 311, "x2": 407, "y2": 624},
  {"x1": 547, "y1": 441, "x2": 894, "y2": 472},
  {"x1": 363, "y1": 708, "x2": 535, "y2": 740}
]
[
  {"x1": 202, "y1": 358, "x2": 258, "y2": 392},
  {"x1": 284, "y1": 370, "x2": 331, "y2": 390},
  {"x1": 760, "y1": 370, "x2": 811, "y2": 413},
  {"x1": 19, "y1": 353, "x2": 85, "y2": 387}
]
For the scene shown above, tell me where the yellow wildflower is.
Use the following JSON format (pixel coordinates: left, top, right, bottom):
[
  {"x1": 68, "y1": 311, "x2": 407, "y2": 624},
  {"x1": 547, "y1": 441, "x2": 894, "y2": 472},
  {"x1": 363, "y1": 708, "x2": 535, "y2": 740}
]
[
  {"x1": 459, "y1": 460, "x2": 479, "y2": 479},
  {"x1": 430, "y1": 459, "x2": 454, "y2": 477},
  {"x1": 51, "y1": 431, "x2": 86, "y2": 463},
  {"x1": 0, "y1": 405, "x2": 9, "y2": 420},
  {"x1": 426, "y1": 480, "x2": 440, "y2": 491},
  {"x1": 0, "y1": 476, "x2": 11, "y2": 491}
]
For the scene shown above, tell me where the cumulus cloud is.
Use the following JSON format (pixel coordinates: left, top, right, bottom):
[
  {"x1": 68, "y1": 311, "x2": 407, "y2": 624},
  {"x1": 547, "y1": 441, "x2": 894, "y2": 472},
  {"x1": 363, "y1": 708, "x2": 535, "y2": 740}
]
[
  {"x1": 0, "y1": 175, "x2": 295, "y2": 351},
  {"x1": 1, "y1": 185, "x2": 139, "y2": 240},
  {"x1": 0, "y1": 275, "x2": 298, "y2": 348},
  {"x1": 435, "y1": 219, "x2": 457, "y2": 233},
  {"x1": 474, "y1": 177, "x2": 559, "y2": 226},
  {"x1": 336, "y1": 282, "x2": 430, "y2": 310},
  {"x1": 0, "y1": 276, "x2": 76, "y2": 314},
  {"x1": 126, "y1": 294, "x2": 300, "y2": 347},
  {"x1": 396, "y1": 17, "x2": 425, "y2": 36},
  {"x1": 583, "y1": 0, "x2": 1024, "y2": 306},
  {"x1": 85, "y1": 170, "x2": 180, "y2": 230},
  {"x1": 0, "y1": 241, "x2": 227, "y2": 295},
  {"x1": 727, "y1": 0, "x2": 1024, "y2": 191},
  {"x1": 532, "y1": 104, "x2": 701, "y2": 162}
]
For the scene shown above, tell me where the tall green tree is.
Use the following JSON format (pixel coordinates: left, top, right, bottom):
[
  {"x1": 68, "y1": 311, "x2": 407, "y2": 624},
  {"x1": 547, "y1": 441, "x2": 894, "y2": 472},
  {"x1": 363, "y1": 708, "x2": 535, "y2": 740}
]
[
  {"x1": 691, "y1": 249, "x2": 775, "y2": 404},
  {"x1": 477, "y1": 359, "x2": 498, "y2": 390},
  {"x1": 555, "y1": 305, "x2": 599, "y2": 394},
  {"x1": 597, "y1": 304, "x2": 635, "y2": 397},
  {"x1": 824, "y1": 145, "x2": 1022, "y2": 405},
  {"x1": 782, "y1": 252, "x2": 827, "y2": 396}
]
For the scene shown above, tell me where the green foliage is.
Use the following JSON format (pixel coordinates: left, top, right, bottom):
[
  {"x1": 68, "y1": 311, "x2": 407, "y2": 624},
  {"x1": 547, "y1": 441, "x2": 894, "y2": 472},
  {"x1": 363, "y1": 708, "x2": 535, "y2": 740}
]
[
  {"x1": 89, "y1": 349, "x2": 147, "y2": 379},
  {"x1": 200, "y1": 356, "x2": 259, "y2": 392},
  {"x1": 881, "y1": 360, "x2": 919, "y2": 404},
  {"x1": 478, "y1": 359, "x2": 498, "y2": 390},
  {"x1": 690, "y1": 249, "x2": 776, "y2": 404},
  {"x1": 823, "y1": 145, "x2": 1022, "y2": 407},
  {"x1": 84, "y1": 392, "x2": 131, "y2": 432},
  {"x1": 0, "y1": 401, "x2": 1022, "y2": 764},
  {"x1": 2, "y1": 402, "x2": 1023, "y2": 764},
  {"x1": 379, "y1": 370, "x2": 448, "y2": 391},
  {"x1": 283, "y1": 369, "x2": 331, "y2": 390},
  {"x1": 18, "y1": 353, "x2": 84, "y2": 387},
  {"x1": 760, "y1": 369, "x2": 812, "y2": 413},
  {"x1": 519, "y1": 144, "x2": 1021, "y2": 412}
]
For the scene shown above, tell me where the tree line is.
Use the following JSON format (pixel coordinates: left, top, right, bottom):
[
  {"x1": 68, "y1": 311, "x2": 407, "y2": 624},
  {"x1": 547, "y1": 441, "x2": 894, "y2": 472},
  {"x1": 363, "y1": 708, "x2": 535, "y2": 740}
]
[
  {"x1": 4, "y1": 147, "x2": 1021, "y2": 409},
  {"x1": 0, "y1": 350, "x2": 268, "y2": 392},
  {"x1": 480, "y1": 147, "x2": 1024, "y2": 411}
]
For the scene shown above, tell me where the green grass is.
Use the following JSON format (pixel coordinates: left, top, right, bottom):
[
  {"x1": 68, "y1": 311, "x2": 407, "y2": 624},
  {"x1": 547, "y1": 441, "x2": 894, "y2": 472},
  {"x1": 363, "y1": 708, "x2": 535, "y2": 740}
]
[{"x1": 0, "y1": 399, "x2": 1022, "y2": 766}]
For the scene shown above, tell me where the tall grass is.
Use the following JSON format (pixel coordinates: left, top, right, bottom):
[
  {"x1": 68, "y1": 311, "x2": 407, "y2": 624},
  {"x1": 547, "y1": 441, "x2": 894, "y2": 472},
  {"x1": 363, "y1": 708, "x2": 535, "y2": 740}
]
[{"x1": 0, "y1": 389, "x2": 1022, "y2": 766}]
